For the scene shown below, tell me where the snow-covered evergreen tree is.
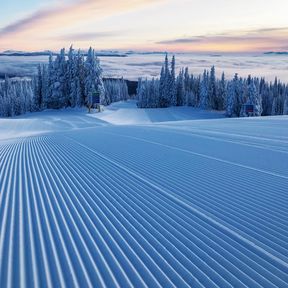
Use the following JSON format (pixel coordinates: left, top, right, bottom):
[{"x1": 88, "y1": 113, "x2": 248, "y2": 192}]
[
  {"x1": 226, "y1": 81, "x2": 235, "y2": 117},
  {"x1": 217, "y1": 72, "x2": 226, "y2": 111},
  {"x1": 75, "y1": 49, "x2": 85, "y2": 107},
  {"x1": 226, "y1": 73, "x2": 244, "y2": 117},
  {"x1": 159, "y1": 54, "x2": 171, "y2": 107},
  {"x1": 66, "y1": 45, "x2": 78, "y2": 107},
  {"x1": 0, "y1": 77, "x2": 34, "y2": 117},
  {"x1": 34, "y1": 64, "x2": 43, "y2": 110},
  {"x1": 104, "y1": 78, "x2": 129, "y2": 105},
  {"x1": 250, "y1": 81, "x2": 262, "y2": 116},
  {"x1": 283, "y1": 92, "x2": 288, "y2": 115},
  {"x1": 208, "y1": 66, "x2": 217, "y2": 109},
  {"x1": 169, "y1": 55, "x2": 177, "y2": 106},
  {"x1": 240, "y1": 76, "x2": 262, "y2": 117},
  {"x1": 199, "y1": 70, "x2": 209, "y2": 109},
  {"x1": 84, "y1": 47, "x2": 105, "y2": 105},
  {"x1": 176, "y1": 69, "x2": 185, "y2": 106},
  {"x1": 271, "y1": 78, "x2": 279, "y2": 116}
]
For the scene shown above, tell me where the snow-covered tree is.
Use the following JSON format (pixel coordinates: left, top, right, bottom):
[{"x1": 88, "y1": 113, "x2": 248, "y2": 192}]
[
  {"x1": 208, "y1": 66, "x2": 217, "y2": 109},
  {"x1": 104, "y1": 78, "x2": 129, "y2": 105},
  {"x1": 226, "y1": 81, "x2": 235, "y2": 117},
  {"x1": 159, "y1": 54, "x2": 171, "y2": 107},
  {"x1": 176, "y1": 69, "x2": 185, "y2": 106},
  {"x1": 1, "y1": 49, "x2": 288, "y2": 118},
  {"x1": 217, "y1": 72, "x2": 226, "y2": 111},
  {"x1": 169, "y1": 55, "x2": 177, "y2": 106},
  {"x1": 240, "y1": 76, "x2": 262, "y2": 117},
  {"x1": 0, "y1": 77, "x2": 34, "y2": 117},
  {"x1": 283, "y1": 92, "x2": 288, "y2": 115},
  {"x1": 199, "y1": 70, "x2": 209, "y2": 109},
  {"x1": 84, "y1": 47, "x2": 105, "y2": 105},
  {"x1": 225, "y1": 73, "x2": 244, "y2": 117}
]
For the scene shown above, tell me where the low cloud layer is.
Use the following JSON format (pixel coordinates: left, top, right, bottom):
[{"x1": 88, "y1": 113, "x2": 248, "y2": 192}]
[
  {"x1": 2, "y1": 53, "x2": 288, "y2": 82},
  {"x1": 156, "y1": 28, "x2": 288, "y2": 52}
]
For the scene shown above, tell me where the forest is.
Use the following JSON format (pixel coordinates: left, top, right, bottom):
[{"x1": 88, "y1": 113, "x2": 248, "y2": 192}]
[
  {"x1": 137, "y1": 55, "x2": 288, "y2": 117},
  {"x1": 0, "y1": 47, "x2": 129, "y2": 117},
  {"x1": 1, "y1": 49, "x2": 288, "y2": 117}
]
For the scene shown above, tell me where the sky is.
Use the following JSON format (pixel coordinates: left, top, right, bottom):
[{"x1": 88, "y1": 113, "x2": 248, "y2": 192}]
[{"x1": 0, "y1": 0, "x2": 288, "y2": 53}]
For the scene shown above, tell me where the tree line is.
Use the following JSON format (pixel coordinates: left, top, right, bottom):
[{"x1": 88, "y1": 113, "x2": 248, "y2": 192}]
[
  {"x1": 0, "y1": 46, "x2": 129, "y2": 117},
  {"x1": 137, "y1": 55, "x2": 288, "y2": 117}
]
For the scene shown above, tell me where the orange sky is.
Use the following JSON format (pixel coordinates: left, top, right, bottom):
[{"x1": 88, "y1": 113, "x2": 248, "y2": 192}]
[{"x1": 1, "y1": 0, "x2": 288, "y2": 52}]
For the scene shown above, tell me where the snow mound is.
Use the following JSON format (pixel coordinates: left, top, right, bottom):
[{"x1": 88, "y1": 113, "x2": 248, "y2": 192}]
[
  {"x1": 0, "y1": 101, "x2": 224, "y2": 141},
  {"x1": 0, "y1": 108, "x2": 107, "y2": 140},
  {"x1": 90, "y1": 100, "x2": 224, "y2": 125}
]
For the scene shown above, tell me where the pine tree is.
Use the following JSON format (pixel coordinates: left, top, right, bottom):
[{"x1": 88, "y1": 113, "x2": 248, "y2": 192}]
[
  {"x1": 226, "y1": 81, "x2": 235, "y2": 117},
  {"x1": 159, "y1": 66, "x2": 166, "y2": 107},
  {"x1": 84, "y1": 47, "x2": 105, "y2": 106},
  {"x1": 170, "y1": 55, "x2": 177, "y2": 106},
  {"x1": 176, "y1": 69, "x2": 185, "y2": 106},
  {"x1": 227, "y1": 73, "x2": 244, "y2": 117},
  {"x1": 251, "y1": 81, "x2": 262, "y2": 116},
  {"x1": 34, "y1": 64, "x2": 43, "y2": 110},
  {"x1": 271, "y1": 78, "x2": 279, "y2": 115},
  {"x1": 218, "y1": 72, "x2": 226, "y2": 111},
  {"x1": 199, "y1": 70, "x2": 209, "y2": 109},
  {"x1": 159, "y1": 54, "x2": 169, "y2": 107},
  {"x1": 208, "y1": 66, "x2": 217, "y2": 109},
  {"x1": 58, "y1": 48, "x2": 68, "y2": 107},
  {"x1": 67, "y1": 45, "x2": 77, "y2": 107},
  {"x1": 283, "y1": 91, "x2": 288, "y2": 115}
]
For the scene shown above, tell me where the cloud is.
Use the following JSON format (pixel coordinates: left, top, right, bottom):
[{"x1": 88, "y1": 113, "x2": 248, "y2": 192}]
[
  {"x1": 157, "y1": 27, "x2": 288, "y2": 44},
  {"x1": 55, "y1": 31, "x2": 122, "y2": 41},
  {"x1": 156, "y1": 27, "x2": 288, "y2": 52},
  {"x1": 157, "y1": 35, "x2": 272, "y2": 45},
  {"x1": 0, "y1": 2, "x2": 78, "y2": 37},
  {"x1": 0, "y1": 0, "x2": 162, "y2": 38},
  {"x1": 250, "y1": 27, "x2": 288, "y2": 34},
  {"x1": 158, "y1": 37, "x2": 202, "y2": 44}
]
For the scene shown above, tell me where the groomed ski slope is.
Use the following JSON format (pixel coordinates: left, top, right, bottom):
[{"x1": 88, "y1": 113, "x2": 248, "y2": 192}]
[{"x1": 0, "y1": 101, "x2": 288, "y2": 288}]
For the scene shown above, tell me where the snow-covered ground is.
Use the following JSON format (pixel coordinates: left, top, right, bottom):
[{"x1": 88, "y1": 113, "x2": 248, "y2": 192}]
[
  {"x1": 90, "y1": 101, "x2": 225, "y2": 125},
  {"x1": 1, "y1": 101, "x2": 288, "y2": 287}
]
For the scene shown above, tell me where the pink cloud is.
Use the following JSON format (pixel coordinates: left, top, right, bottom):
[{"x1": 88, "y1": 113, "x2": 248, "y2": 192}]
[{"x1": 0, "y1": 0, "x2": 162, "y2": 39}]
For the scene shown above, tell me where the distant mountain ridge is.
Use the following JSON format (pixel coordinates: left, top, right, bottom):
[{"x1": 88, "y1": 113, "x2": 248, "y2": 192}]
[
  {"x1": 0, "y1": 50, "x2": 127, "y2": 57},
  {"x1": 264, "y1": 51, "x2": 288, "y2": 55}
]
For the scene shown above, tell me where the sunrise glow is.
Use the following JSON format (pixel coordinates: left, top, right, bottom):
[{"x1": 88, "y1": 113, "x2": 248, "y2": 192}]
[{"x1": 0, "y1": 0, "x2": 288, "y2": 52}]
